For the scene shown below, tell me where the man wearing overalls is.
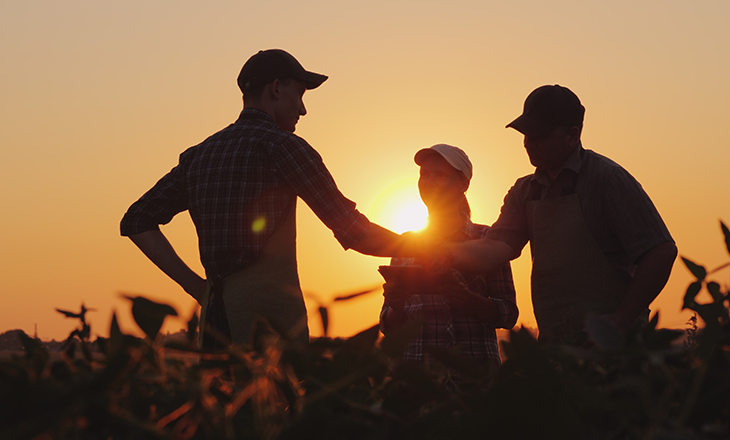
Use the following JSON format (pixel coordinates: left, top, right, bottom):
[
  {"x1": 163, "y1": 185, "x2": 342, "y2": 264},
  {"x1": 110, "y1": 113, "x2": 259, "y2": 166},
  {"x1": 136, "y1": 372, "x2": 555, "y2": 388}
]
[
  {"x1": 121, "y1": 50, "x2": 406, "y2": 349},
  {"x1": 450, "y1": 85, "x2": 677, "y2": 345}
]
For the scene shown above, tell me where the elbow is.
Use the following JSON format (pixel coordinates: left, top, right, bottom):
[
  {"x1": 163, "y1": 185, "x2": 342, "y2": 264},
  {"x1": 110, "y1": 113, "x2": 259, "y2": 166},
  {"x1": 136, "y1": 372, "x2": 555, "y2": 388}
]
[
  {"x1": 658, "y1": 241, "x2": 678, "y2": 269},
  {"x1": 667, "y1": 241, "x2": 678, "y2": 261},
  {"x1": 503, "y1": 309, "x2": 519, "y2": 330},
  {"x1": 640, "y1": 241, "x2": 677, "y2": 267},
  {"x1": 493, "y1": 300, "x2": 519, "y2": 329}
]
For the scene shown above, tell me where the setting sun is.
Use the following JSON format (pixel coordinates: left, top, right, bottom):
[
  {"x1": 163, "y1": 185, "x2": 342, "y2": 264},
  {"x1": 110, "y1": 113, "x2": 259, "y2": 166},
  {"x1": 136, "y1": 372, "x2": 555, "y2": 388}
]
[
  {"x1": 393, "y1": 200, "x2": 428, "y2": 233},
  {"x1": 368, "y1": 177, "x2": 428, "y2": 234}
]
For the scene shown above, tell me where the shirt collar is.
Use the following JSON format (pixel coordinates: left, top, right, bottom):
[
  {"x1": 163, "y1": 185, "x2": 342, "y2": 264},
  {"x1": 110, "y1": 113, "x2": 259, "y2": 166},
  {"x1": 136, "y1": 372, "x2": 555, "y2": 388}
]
[
  {"x1": 532, "y1": 143, "x2": 584, "y2": 186},
  {"x1": 235, "y1": 108, "x2": 276, "y2": 124}
]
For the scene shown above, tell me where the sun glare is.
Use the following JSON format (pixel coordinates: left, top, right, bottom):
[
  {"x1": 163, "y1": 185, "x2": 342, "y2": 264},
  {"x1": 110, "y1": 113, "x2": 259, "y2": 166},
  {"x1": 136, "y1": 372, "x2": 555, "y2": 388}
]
[{"x1": 368, "y1": 178, "x2": 428, "y2": 234}]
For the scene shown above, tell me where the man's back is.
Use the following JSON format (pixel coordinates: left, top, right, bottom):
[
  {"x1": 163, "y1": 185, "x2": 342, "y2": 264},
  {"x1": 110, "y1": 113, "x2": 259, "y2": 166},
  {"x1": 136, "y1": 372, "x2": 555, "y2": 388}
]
[
  {"x1": 121, "y1": 49, "x2": 407, "y2": 347},
  {"x1": 121, "y1": 108, "x2": 370, "y2": 283}
]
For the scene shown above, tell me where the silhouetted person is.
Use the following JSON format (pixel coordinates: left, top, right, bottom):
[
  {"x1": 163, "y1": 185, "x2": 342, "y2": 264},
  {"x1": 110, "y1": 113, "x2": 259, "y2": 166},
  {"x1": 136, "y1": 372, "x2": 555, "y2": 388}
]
[
  {"x1": 379, "y1": 144, "x2": 517, "y2": 369},
  {"x1": 449, "y1": 85, "x2": 677, "y2": 345},
  {"x1": 121, "y1": 49, "x2": 407, "y2": 348}
]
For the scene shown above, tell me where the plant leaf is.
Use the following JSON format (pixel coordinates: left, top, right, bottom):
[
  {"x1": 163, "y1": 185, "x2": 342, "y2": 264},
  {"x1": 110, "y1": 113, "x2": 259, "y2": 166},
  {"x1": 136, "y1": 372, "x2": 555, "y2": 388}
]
[
  {"x1": 110, "y1": 312, "x2": 122, "y2": 340},
  {"x1": 692, "y1": 303, "x2": 723, "y2": 330},
  {"x1": 648, "y1": 311, "x2": 659, "y2": 330},
  {"x1": 342, "y1": 324, "x2": 380, "y2": 353},
  {"x1": 187, "y1": 310, "x2": 199, "y2": 345},
  {"x1": 19, "y1": 330, "x2": 48, "y2": 362},
  {"x1": 124, "y1": 295, "x2": 178, "y2": 341},
  {"x1": 707, "y1": 282, "x2": 723, "y2": 302},
  {"x1": 585, "y1": 314, "x2": 623, "y2": 350},
  {"x1": 722, "y1": 221, "x2": 730, "y2": 256},
  {"x1": 318, "y1": 306, "x2": 329, "y2": 337},
  {"x1": 104, "y1": 312, "x2": 128, "y2": 356},
  {"x1": 681, "y1": 257, "x2": 707, "y2": 281},
  {"x1": 683, "y1": 281, "x2": 702, "y2": 310},
  {"x1": 424, "y1": 345, "x2": 485, "y2": 379},
  {"x1": 648, "y1": 328, "x2": 684, "y2": 349},
  {"x1": 333, "y1": 286, "x2": 379, "y2": 302},
  {"x1": 708, "y1": 261, "x2": 730, "y2": 275}
]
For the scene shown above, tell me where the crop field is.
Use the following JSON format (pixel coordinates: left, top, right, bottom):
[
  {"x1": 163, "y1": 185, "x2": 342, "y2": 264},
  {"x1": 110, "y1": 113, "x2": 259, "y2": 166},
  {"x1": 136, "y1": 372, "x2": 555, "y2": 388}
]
[{"x1": 1, "y1": 223, "x2": 729, "y2": 440}]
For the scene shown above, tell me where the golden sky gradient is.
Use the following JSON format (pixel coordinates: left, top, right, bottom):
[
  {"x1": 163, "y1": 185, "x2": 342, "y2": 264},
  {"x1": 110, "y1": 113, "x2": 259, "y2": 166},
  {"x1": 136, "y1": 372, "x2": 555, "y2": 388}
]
[{"x1": 1, "y1": 1, "x2": 729, "y2": 341}]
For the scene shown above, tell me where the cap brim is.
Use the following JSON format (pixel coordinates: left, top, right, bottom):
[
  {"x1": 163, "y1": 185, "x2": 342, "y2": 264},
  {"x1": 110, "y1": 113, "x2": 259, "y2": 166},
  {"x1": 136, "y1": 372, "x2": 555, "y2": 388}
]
[
  {"x1": 297, "y1": 71, "x2": 328, "y2": 89},
  {"x1": 506, "y1": 114, "x2": 555, "y2": 138},
  {"x1": 414, "y1": 147, "x2": 472, "y2": 180},
  {"x1": 414, "y1": 148, "x2": 439, "y2": 166}
]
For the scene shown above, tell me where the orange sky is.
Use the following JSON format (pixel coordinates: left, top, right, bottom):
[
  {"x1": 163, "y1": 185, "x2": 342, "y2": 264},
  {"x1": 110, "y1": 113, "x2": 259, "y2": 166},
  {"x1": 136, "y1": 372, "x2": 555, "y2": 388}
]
[{"x1": 1, "y1": 1, "x2": 729, "y2": 341}]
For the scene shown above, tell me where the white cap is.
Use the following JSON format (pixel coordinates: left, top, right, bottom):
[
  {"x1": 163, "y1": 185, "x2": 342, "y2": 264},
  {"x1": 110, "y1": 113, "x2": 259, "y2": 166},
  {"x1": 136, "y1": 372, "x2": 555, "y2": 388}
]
[{"x1": 414, "y1": 144, "x2": 473, "y2": 181}]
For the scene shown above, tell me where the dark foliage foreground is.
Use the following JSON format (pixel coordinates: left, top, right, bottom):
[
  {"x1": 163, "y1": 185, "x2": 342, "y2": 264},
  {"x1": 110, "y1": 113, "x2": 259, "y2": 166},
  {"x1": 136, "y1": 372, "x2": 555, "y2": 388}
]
[{"x1": 2, "y1": 223, "x2": 730, "y2": 440}]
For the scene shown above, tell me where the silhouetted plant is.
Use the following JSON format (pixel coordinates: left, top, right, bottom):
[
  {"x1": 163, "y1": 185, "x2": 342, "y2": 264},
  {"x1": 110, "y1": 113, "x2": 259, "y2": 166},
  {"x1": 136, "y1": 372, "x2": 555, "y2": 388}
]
[{"x1": 1, "y1": 222, "x2": 729, "y2": 439}]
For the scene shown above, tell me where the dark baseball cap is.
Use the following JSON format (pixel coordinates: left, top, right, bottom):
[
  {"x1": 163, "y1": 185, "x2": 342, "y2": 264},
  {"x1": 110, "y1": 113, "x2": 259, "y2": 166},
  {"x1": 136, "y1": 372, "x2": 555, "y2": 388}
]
[
  {"x1": 237, "y1": 49, "x2": 328, "y2": 93},
  {"x1": 506, "y1": 85, "x2": 585, "y2": 137}
]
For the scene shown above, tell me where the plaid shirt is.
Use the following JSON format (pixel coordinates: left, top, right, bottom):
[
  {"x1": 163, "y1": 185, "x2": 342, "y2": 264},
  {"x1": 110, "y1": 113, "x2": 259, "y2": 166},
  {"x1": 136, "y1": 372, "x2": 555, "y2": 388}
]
[
  {"x1": 121, "y1": 108, "x2": 371, "y2": 282},
  {"x1": 380, "y1": 219, "x2": 518, "y2": 367}
]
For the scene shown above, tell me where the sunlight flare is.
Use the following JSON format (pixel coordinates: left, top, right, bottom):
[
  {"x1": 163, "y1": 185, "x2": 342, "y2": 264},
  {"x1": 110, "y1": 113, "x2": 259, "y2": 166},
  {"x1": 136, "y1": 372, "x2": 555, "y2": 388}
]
[{"x1": 368, "y1": 178, "x2": 428, "y2": 234}]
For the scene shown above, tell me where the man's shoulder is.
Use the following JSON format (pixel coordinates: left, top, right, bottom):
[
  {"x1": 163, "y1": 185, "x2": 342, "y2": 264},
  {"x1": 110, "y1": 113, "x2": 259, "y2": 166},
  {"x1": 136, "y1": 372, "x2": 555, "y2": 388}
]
[
  {"x1": 180, "y1": 119, "x2": 313, "y2": 162},
  {"x1": 583, "y1": 149, "x2": 631, "y2": 175},
  {"x1": 581, "y1": 149, "x2": 643, "y2": 188},
  {"x1": 513, "y1": 173, "x2": 535, "y2": 186},
  {"x1": 503, "y1": 173, "x2": 536, "y2": 200},
  {"x1": 234, "y1": 119, "x2": 314, "y2": 152}
]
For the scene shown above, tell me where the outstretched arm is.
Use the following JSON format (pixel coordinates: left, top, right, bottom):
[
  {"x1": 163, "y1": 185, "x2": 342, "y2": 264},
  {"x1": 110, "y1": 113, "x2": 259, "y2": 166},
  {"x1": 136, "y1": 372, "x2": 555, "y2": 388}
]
[
  {"x1": 348, "y1": 223, "x2": 405, "y2": 257},
  {"x1": 605, "y1": 241, "x2": 677, "y2": 330},
  {"x1": 449, "y1": 237, "x2": 516, "y2": 275},
  {"x1": 128, "y1": 230, "x2": 207, "y2": 304},
  {"x1": 349, "y1": 223, "x2": 445, "y2": 258}
]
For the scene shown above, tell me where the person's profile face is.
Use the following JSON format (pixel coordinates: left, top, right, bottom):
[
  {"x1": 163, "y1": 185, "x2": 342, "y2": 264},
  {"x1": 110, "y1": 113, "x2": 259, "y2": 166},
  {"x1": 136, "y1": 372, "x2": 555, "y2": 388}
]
[
  {"x1": 523, "y1": 126, "x2": 579, "y2": 171},
  {"x1": 417, "y1": 154, "x2": 468, "y2": 211},
  {"x1": 275, "y1": 78, "x2": 307, "y2": 133}
]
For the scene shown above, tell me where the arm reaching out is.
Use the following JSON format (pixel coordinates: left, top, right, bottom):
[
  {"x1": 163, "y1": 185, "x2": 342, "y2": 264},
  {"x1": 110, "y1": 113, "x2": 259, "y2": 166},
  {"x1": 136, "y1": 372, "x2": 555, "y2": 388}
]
[
  {"x1": 128, "y1": 230, "x2": 207, "y2": 304},
  {"x1": 348, "y1": 223, "x2": 405, "y2": 257},
  {"x1": 350, "y1": 223, "x2": 450, "y2": 259},
  {"x1": 449, "y1": 237, "x2": 516, "y2": 275}
]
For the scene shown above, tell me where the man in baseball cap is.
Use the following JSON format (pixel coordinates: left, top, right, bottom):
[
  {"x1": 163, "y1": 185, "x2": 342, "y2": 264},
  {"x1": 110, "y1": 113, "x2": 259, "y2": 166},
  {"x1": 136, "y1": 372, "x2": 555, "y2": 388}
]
[
  {"x1": 505, "y1": 84, "x2": 585, "y2": 138},
  {"x1": 446, "y1": 84, "x2": 677, "y2": 346},
  {"x1": 122, "y1": 49, "x2": 410, "y2": 349},
  {"x1": 237, "y1": 49, "x2": 328, "y2": 92}
]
